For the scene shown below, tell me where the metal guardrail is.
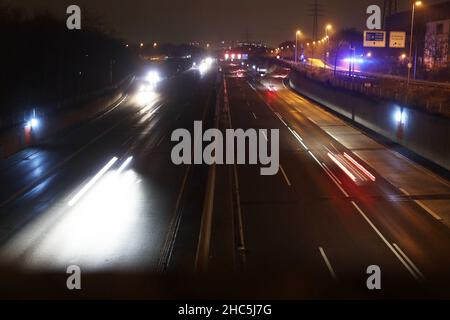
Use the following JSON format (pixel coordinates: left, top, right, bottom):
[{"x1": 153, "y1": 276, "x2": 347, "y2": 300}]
[
  {"x1": 282, "y1": 59, "x2": 450, "y2": 90},
  {"x1": 0, "y1": 74, "x2": 134, "y2": 132},
  {"x1": 277, "y1": 59, "x2": 450, "y2": 118}
]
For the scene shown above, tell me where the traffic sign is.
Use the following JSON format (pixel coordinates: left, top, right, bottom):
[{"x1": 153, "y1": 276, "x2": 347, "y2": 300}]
[
  {"x1": 389, "y1": 31, "x2": 406, "y2": 48},
  {"x1": 363, "y1": 31, "x2": 386, "y2": 47}
]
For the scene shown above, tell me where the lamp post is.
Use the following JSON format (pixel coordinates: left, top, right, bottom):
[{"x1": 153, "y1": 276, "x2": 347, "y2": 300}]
[
  {"x1": 324, "y1": 24, "x2": 332, "y2": 69},
  {"x1": 407, "y1": 1, "x2": 422, "y2": 93},
  {"x1": 295, "y1": 30, "x2": 301, "y2": 63}
]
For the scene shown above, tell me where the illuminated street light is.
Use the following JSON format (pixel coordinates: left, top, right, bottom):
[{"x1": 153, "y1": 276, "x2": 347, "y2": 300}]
[
  {"x1": 295, "y1": 30, "x2": 302, "y2": 63},
  {"x1": 406, "y1": 0, "x2": 423, "y2": 97},
  {"x1": 153, "y1": 42, "x2": 158, "y2": 48},
  {"x1": 324, "y1": 24, "x2": 332, "y2": 69}
]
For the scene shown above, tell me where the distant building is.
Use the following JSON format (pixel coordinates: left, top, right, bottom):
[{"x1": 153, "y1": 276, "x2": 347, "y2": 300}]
[
  {"x1": 424, "y1": 19, "x2": 450, "y2": 70},
  {"x1": 385, "y1": 1, "x2": 450, "y2": 76}
]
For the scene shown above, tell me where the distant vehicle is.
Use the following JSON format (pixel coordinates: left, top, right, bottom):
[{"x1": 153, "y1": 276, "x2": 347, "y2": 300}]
[{"x1": 257, "y1": 67, "x2": 268, "y2": 77}]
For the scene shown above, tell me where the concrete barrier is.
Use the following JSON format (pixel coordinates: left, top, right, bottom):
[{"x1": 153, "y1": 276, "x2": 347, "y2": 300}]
[
  {"x1": 288, "y1": 70, "x2": 450, "y2": 171},
  {"x1": 0, "y1": 76, "x2": 134, "y2": 159}
]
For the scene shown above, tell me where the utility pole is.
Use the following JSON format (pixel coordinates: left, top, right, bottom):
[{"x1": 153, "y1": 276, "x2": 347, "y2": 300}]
[{"x1": 308, "y1": 0, "x2": 323, "y2": 62}]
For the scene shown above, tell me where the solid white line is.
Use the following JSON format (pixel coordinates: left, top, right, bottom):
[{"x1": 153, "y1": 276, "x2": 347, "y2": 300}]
[
  {"x1": 68, "y1": 157, "x2": 118, "y2": 206},
  {"x1": 350, "y1": 201, "x2": 422, "y2": 281},
  {"x1": 274, "y1": 112, "x2": 289, "y2": 127},
  {"x1": 322, "y1": 163, "x2": 349, "y2": 197},
  {"x1": 393, "y1": 243, "x2": 425, "y2": 280},
  {"x1": 288, "y1": 128, "x2": 308, "y2": 150},
  {"x1": 279, "y1": 165, "x2": 292, "y2": 186},
  {"x1": 307, "y1": 117, "x2": 318, "y2": 125},
  {"x1": 308, "y1": 151, "x2": 322, "y2": 166},
  {"x1": 321, "y1": 162, "x2": 341, "y2": 184},
  {"x1": 319, "y1": 247, "x2": 337, "y2": 280},
  {"x1": 399, "y1": 188, "x2": 442, "y2": 221}
]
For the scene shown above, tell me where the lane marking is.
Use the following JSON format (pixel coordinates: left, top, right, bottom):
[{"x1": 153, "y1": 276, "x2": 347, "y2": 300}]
[
  {"x1": 288, "y1": 128, "x2": 308, "y2": 150},
  {"x1": 279, "y1": 165, "x2": 292, "y2": 186},
  {"x1": 159, "y1": 164, "x2": 192, "y2": 272},
  {"x1": 248, "y1": 80, "x2": 352, "y2": 198},
  {"x1": 307, "y1": 117, "x2": 318, "y2": 125},
  {"x1": 393, "y1": 243, "x2": 425, "y2": 281},
  {"x1": 321, "y1": 162, "x2": 341, "y2": 184},
  {"x1": 308, "y1": 150, "x2": 322, "y2": 167},
  {"x1": 322, "y1": 163, "x2": 349, "y2": 197},
  {"x1": 319, "y1": 247, "x2": 337, "y2": 280},
  {"x1": 274, "y1": 112, "x2": 288, "y2": 127},
  {"x1": 399, "y1": 188, "x2": 442, "y2": 221},
  {"x1": 351, "y1": 201, "x2": 423, "y2": 281}
]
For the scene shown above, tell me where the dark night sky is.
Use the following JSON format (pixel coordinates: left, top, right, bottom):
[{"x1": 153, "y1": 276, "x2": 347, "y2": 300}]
[{"x1": 5, "y1": 0, "x2": 447, "y2": 46}]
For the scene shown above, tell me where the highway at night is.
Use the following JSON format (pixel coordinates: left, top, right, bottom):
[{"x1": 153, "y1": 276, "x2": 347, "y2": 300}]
[
  {"x1": 0, "y1": 59, "x2": 448, "y2": 299},
  {"x1": 1, "y1": 0, "x2": 450, "y2": 310}
]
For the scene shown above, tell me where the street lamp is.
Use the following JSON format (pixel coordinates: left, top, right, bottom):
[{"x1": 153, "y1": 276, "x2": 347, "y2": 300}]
[
  {"x1": 324, "y1": 25, "x2": 332, "y2": 69},
  {"x1": 407, "y1": 1, "x2": 422, "y2": 92},
  {"x1": 295, "y1": 30, "x2": 301, "y2": 63}
]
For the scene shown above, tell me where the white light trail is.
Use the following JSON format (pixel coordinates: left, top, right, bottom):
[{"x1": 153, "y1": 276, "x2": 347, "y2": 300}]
[
  {"x1": 328, "y1": 152, "x2": 356, "y2": 182},
  {"x1": 68, "y1": 157, "x2": 118, "y2": 206},
  {"x1": 117, "y1": 156, "x2": 133, "y2": 174}
]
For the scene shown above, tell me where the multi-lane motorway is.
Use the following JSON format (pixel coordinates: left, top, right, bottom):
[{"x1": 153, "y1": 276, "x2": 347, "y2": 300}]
[
  {"x1": 0, "y1": 65, "x2": 216, "y2": 290},
  {"x1": 202, "y1": 62, "x2": 450, "y2": 298},
  {"x1": 0, "y1": 59, "x2": 449, "y2": 299}
]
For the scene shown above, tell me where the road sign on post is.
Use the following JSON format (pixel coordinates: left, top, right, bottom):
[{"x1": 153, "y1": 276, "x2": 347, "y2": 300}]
[
  {"x1": 389, "y1": 31, "x2": 406, "y2": 48},
  {"x1": 363, "y1": 31, "x2": 386, "y2": 47}
]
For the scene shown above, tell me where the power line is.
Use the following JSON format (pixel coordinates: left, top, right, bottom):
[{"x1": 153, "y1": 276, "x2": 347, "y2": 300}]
[{"x1": 307, "y1": 0, "x2": 324, "y2": 41}]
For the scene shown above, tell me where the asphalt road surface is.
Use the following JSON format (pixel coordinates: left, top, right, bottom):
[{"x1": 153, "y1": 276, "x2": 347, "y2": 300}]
[
  {"x1": 0, "y1": 60, "x2": 449, "y2": 299},
  {"x1": 201, "y1": 62, "x2": 450, "y2": 299},
  {"x1": 0, "y1": 64, "x2": 216, "y2": 279}
]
